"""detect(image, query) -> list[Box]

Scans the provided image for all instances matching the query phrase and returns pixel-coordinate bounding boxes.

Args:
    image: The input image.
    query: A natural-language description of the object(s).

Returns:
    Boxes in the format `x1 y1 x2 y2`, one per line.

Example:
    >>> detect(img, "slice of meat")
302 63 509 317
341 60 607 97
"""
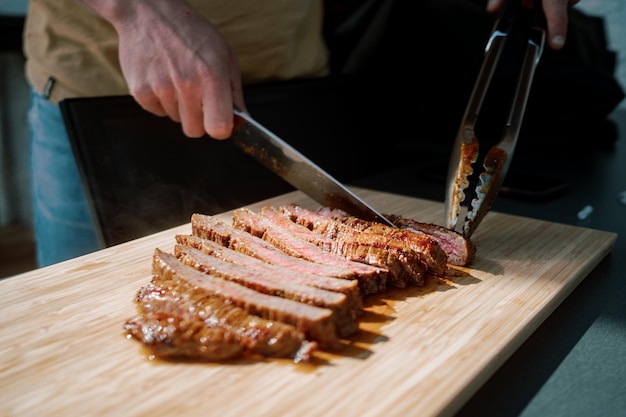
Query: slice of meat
227 210 389 294
384 214 477 266
190 213 232 247
297 205 448 276
174 243 360 338
257 207 427 287
190 214 364 282
152 249 342 350
176 234 362 315
124 311 245 361
125 282 316 361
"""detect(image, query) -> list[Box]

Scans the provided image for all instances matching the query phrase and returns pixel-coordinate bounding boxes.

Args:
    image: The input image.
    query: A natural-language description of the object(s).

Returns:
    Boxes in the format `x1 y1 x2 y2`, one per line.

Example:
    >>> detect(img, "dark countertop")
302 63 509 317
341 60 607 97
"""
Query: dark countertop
352 108 626 417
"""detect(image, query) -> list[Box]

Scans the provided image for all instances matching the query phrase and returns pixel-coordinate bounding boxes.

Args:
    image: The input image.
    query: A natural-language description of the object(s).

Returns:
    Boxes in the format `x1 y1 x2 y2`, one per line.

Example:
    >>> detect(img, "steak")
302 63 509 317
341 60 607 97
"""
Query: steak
151 249 342 350
125 202 480 363
125 282 315 362
226 210 389 294
173 243 360 337
176 234 362 314
190 214 365 283
291 205 448 275
256 206 428 287
384 214 476 266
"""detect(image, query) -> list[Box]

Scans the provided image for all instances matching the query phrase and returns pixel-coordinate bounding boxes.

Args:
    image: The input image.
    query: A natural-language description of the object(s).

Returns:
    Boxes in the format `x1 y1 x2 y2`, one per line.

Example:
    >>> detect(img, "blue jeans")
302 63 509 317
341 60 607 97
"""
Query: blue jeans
28 89 101 267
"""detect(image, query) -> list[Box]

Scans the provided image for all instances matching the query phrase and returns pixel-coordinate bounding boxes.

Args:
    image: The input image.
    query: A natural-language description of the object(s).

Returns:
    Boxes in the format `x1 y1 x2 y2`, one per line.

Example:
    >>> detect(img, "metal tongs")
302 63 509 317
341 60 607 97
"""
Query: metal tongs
444 0 546 237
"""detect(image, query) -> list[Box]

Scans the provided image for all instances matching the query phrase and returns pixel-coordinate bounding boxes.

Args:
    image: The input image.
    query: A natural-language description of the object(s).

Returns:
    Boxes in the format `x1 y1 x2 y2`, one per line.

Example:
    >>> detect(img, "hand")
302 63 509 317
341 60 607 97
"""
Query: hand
78 0 245 139
487 0 581 50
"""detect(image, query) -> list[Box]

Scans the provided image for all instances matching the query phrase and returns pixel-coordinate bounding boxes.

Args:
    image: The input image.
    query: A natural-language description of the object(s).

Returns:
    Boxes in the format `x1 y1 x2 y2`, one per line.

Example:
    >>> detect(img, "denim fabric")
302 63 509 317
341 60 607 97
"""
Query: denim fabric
28 89 101 267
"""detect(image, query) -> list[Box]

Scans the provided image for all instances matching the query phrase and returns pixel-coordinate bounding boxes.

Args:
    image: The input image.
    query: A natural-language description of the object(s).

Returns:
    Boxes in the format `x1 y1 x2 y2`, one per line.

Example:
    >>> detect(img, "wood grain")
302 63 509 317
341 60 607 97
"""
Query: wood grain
0 189 616 417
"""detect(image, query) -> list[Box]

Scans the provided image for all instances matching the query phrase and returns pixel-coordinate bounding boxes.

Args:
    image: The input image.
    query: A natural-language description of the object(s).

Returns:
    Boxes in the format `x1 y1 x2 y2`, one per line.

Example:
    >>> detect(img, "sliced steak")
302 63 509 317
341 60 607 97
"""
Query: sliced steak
229 209 388 294
190 214 379 294
152 249 341 350
176 234 362 314
125 282 315 361
385 214 477 266
173 243 360 337
190 214 363 283
300 205 448 275
257 206 427 287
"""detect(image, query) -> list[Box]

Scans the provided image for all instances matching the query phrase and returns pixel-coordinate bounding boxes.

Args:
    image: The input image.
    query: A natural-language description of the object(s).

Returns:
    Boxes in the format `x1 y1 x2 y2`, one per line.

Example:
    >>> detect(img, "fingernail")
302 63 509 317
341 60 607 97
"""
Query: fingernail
552 35 565 48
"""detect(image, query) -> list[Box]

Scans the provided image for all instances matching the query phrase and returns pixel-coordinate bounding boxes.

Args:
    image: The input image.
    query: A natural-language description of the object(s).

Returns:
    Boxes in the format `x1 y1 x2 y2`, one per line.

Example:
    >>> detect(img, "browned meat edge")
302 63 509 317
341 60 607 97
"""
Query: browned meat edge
176 234 362 314
258 206 427 287
125 281 316 362
174 243 360 338
384 214 476 266
303 205 448 275
151 249 342 350
227 209 389 294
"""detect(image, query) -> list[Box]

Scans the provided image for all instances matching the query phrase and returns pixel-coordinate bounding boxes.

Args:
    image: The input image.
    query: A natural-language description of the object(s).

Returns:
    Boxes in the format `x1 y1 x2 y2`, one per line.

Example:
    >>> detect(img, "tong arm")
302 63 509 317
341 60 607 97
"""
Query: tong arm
444 16 512 232
445 2 546 237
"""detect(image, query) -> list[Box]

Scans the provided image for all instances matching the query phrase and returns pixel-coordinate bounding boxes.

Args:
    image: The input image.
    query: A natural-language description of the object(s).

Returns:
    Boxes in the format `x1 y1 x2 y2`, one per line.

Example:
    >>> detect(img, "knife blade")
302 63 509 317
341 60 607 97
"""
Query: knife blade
229 109 395 227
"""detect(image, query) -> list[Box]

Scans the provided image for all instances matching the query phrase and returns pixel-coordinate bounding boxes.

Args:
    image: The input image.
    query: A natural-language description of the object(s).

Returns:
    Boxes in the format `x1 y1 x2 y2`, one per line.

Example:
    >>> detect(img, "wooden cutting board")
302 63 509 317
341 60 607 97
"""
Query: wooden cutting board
0 189 616 417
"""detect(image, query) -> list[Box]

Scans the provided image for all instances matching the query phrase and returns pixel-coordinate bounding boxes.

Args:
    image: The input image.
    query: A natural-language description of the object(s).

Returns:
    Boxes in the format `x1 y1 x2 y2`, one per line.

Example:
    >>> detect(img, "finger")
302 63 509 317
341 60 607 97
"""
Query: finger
541 0 569 50
203 99 234 140
177 89 206 138
202 79 234 140
486 0 503 13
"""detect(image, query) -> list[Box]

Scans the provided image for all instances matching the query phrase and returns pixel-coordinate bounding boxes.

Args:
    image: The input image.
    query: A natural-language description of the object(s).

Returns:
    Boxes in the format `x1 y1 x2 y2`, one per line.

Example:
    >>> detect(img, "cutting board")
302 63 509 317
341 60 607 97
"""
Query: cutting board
0 189 616 417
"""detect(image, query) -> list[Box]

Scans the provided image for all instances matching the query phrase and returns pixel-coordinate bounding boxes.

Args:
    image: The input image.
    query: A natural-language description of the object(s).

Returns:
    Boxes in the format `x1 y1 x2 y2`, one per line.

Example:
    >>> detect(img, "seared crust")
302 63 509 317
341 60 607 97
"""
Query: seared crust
124 310 245 361
125 276 312 361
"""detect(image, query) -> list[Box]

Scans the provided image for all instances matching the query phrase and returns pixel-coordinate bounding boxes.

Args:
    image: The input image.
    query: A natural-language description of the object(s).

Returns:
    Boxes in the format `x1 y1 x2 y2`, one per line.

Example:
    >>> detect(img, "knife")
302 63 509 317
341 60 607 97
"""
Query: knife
229 109 395 227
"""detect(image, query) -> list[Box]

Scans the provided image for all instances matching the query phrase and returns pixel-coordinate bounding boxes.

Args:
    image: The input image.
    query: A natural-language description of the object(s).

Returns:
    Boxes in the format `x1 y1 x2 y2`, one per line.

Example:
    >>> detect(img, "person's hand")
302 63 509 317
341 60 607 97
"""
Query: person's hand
78 0 245 139
487 0 580 50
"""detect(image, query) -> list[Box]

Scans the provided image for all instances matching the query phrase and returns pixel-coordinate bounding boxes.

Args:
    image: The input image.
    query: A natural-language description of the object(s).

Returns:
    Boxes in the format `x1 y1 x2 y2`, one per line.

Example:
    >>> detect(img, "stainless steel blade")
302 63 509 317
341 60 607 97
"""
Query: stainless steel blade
230 109 395 227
